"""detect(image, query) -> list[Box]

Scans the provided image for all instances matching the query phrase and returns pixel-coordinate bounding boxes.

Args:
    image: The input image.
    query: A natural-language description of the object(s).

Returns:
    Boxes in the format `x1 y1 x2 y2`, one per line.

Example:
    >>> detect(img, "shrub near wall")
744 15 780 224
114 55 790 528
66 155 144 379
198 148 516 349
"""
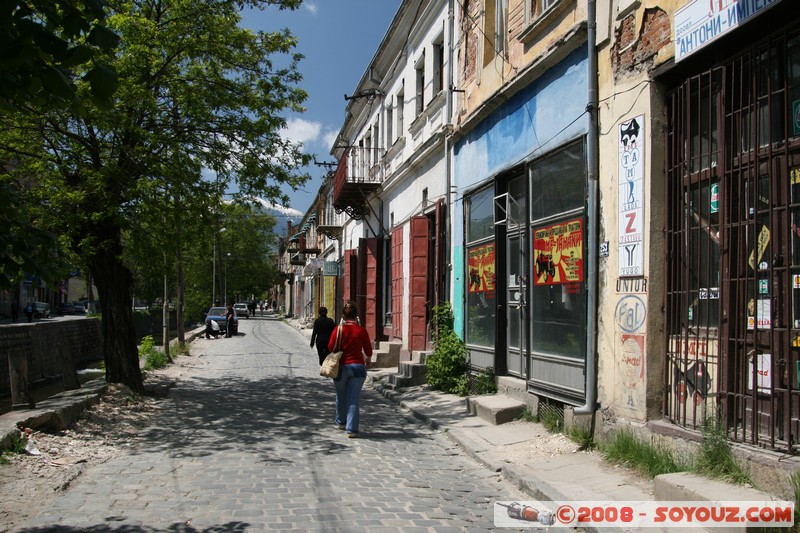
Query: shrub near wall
0 318 104 397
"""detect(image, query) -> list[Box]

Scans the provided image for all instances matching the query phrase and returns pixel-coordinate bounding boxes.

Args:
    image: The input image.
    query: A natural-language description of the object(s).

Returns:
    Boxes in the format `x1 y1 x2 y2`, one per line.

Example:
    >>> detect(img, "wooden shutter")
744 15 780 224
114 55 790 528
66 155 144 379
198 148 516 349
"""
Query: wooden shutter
409 216 429 351
391 226 404 340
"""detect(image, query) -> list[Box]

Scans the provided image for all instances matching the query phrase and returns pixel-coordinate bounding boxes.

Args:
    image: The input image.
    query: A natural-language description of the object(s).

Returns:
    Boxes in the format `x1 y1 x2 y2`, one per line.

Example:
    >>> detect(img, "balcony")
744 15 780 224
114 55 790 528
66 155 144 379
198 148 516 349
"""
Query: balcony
332 146 383 219
317 206 346 240
290 252 306 266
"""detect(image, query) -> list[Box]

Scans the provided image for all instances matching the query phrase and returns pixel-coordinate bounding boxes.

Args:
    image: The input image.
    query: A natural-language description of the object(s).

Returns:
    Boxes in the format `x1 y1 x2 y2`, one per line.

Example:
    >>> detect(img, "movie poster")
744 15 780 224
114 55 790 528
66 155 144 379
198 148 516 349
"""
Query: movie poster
533 218 584 286
468 243 496 295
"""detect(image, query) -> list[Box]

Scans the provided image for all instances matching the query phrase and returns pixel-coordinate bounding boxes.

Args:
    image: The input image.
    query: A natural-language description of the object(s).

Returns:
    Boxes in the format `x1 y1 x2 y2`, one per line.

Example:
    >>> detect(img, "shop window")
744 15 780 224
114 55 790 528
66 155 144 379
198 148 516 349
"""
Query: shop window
466 187 496 347
530 141 586 222
529 143 586 359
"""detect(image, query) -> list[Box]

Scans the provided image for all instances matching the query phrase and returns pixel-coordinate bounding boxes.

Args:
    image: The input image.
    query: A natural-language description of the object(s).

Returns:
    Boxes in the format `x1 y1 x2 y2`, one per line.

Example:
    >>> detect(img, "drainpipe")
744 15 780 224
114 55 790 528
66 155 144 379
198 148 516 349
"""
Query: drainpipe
575 0 598 415
445 0 455 301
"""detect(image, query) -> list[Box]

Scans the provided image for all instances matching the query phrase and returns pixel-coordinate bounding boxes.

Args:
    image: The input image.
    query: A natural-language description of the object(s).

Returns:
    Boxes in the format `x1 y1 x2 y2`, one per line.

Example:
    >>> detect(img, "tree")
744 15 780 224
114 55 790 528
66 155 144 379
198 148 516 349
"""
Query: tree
0 0 310 392
0 0 119 291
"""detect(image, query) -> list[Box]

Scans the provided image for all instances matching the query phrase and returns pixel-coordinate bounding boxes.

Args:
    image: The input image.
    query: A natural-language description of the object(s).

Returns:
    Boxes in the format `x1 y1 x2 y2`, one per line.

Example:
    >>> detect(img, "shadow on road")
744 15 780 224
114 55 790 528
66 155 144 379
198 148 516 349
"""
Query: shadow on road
19 521 251 532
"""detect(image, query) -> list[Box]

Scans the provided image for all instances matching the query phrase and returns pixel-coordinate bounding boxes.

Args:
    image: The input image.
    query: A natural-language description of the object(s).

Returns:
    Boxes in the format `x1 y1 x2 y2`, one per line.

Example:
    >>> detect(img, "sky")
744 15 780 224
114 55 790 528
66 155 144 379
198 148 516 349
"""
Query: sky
240 1 402 213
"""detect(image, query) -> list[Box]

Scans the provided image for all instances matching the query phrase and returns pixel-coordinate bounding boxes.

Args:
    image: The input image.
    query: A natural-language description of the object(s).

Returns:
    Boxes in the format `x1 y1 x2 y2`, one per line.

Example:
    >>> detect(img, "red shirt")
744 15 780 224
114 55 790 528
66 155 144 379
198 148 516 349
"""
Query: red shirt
328 321 372 365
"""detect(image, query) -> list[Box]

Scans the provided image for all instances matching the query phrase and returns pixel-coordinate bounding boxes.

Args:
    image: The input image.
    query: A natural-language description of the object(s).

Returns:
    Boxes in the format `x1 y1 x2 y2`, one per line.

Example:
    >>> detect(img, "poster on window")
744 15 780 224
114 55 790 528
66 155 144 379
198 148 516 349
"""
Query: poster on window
747 352 772 395
468 243 496 295
533 218 584 286
619 115 645 277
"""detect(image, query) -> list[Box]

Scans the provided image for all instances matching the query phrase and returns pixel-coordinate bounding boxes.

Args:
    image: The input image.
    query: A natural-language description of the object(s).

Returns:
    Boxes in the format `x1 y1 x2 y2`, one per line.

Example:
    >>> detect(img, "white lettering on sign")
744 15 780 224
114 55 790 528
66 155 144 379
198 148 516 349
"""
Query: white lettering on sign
675 0 780 62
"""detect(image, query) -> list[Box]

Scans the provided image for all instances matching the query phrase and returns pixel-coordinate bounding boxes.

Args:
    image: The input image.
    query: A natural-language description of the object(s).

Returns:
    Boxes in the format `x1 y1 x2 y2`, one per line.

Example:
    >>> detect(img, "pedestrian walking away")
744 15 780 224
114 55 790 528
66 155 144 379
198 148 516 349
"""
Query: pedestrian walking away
225 304 235 337
310 306 336 365
328 301 372 438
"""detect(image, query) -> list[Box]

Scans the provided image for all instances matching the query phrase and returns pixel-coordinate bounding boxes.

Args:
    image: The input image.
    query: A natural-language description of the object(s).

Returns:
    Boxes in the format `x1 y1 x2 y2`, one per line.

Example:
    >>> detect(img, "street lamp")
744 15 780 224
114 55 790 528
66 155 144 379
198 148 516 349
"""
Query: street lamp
213 227 227 305
224 252 231 305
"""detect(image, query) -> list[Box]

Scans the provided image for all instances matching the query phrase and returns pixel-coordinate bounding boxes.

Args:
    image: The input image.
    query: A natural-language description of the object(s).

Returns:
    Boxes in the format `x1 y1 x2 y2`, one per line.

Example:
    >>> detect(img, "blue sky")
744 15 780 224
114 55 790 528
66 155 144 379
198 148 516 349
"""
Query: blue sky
241 1 402 213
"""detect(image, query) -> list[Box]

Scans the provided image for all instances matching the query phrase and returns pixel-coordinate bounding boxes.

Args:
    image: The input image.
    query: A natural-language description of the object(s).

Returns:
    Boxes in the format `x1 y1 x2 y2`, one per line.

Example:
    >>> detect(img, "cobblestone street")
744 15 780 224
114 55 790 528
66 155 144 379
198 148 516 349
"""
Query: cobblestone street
12 317 528 532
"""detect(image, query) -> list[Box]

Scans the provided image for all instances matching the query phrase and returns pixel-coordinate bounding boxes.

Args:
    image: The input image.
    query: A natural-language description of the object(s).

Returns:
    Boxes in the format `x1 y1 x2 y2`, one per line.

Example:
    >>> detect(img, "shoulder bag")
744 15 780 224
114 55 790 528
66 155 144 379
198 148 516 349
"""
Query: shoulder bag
320 320 343 378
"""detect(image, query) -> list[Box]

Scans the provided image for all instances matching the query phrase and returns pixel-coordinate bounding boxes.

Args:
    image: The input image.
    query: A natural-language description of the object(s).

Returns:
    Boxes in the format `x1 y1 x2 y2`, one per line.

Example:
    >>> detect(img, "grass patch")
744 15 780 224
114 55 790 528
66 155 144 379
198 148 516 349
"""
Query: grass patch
0 431 29 464
791 470 800 532
601 429 685 478
139 335 169 371
568 426 596 451
692 421 752 485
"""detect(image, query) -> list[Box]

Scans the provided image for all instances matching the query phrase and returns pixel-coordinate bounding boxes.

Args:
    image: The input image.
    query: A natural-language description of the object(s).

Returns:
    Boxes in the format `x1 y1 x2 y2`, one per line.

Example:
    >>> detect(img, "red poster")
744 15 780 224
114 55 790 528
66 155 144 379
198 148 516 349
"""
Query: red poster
533 218 584 286
468 243 496 294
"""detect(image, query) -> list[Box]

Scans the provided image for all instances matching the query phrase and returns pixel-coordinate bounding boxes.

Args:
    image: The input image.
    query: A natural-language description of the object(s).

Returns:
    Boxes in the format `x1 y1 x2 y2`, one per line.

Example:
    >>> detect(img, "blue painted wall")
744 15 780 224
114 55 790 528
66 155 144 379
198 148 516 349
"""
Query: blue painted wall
452 46 589 337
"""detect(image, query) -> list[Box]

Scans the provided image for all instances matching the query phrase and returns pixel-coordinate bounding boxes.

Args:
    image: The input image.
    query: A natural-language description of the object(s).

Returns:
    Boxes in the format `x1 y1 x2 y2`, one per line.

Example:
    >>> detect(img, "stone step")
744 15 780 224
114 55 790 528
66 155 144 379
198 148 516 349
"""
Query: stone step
466 394 526 425
411 350 431 364
372 342 401 368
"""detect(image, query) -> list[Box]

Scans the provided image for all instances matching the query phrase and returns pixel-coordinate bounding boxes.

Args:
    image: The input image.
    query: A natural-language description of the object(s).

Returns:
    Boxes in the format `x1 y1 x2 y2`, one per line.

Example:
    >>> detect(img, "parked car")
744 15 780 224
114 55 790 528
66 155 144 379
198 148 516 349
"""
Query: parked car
33 302 50 319
57 302 76 315
233 303 249 318
72 302 86 314
204 306 238 335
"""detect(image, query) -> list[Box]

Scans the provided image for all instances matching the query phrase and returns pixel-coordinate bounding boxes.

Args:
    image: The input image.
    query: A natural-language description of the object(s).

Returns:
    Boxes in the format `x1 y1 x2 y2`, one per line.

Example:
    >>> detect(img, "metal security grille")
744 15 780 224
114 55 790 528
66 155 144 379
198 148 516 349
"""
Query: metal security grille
665 27 800 453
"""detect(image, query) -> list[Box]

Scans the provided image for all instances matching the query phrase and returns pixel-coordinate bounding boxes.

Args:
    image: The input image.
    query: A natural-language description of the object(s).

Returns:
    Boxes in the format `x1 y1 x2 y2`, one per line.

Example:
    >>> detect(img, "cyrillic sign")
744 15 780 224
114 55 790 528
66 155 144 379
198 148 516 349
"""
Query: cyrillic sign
675 0 781 62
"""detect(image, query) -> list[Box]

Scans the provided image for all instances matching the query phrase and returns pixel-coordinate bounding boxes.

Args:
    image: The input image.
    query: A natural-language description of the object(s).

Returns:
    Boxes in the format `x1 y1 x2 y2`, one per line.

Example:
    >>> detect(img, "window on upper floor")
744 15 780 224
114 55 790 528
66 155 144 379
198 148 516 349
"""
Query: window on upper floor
415 52 426 116
529 0 560 20
433 36 444 95
483 0 507 66
386 99 394 146
396 85 405 139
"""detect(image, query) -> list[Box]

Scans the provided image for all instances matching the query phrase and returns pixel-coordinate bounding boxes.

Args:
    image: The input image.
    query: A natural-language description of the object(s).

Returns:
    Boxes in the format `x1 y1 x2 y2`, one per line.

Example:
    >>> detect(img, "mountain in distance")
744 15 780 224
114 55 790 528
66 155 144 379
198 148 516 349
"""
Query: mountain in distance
249 197 303 237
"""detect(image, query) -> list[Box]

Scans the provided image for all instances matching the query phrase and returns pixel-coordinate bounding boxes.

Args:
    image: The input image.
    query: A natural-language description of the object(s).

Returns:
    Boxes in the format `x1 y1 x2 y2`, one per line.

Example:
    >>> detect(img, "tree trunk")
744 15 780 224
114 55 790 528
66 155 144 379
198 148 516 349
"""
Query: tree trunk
175 193 185 346
88 247 144 394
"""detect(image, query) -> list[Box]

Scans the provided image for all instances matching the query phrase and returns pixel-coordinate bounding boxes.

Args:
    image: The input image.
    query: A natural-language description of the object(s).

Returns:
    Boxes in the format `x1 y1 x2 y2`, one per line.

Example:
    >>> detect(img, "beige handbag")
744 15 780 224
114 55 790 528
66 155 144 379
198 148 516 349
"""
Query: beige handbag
319 321 343 378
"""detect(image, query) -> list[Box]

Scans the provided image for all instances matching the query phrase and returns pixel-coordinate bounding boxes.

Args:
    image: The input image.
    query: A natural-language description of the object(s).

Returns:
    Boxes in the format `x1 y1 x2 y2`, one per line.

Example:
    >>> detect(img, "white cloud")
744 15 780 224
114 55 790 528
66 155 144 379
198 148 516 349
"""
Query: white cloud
304 2 318 15
323 129 339 153
282 117 322 146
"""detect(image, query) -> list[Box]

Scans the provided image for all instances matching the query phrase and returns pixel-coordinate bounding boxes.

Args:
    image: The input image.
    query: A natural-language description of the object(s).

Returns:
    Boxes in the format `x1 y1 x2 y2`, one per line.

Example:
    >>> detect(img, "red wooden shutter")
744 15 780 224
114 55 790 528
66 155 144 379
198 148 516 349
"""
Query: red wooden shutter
342 249 358 306
391 226 404 340
360 237 380 342
409 216 429 351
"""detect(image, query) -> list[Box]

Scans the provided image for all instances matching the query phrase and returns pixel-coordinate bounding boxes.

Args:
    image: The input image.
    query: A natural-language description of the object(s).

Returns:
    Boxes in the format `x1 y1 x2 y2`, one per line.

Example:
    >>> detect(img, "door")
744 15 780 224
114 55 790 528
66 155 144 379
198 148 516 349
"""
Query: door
506 232 526 377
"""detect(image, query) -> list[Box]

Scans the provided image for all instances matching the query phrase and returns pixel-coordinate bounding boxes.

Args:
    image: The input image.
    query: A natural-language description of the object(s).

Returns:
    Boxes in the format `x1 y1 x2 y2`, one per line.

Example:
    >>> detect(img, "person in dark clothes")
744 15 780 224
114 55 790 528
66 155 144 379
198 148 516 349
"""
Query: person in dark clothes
225 304 235 337
310 306 336 365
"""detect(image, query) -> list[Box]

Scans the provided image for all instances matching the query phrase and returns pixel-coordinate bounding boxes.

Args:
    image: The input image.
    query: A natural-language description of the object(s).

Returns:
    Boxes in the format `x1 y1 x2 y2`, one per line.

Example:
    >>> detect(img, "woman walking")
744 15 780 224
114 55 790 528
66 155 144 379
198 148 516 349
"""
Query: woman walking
328 301 372 438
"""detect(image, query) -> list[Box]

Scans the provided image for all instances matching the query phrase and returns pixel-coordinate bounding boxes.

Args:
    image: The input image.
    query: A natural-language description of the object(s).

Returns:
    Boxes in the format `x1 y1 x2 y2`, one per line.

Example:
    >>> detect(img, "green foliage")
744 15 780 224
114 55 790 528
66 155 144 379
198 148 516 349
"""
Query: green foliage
470 367 497 395
693 419 752 485
0 0 120 111
139 335 168 371
0 0 310 391
0 431 29 464
601 429 685 479
538 400 564 433
426 303 469 395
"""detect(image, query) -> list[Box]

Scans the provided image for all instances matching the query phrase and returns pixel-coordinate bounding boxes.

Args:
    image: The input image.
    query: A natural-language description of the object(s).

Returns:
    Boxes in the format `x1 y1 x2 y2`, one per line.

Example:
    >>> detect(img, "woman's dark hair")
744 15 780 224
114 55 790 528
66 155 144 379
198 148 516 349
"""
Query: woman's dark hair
318 306 328 316
342 301 357 319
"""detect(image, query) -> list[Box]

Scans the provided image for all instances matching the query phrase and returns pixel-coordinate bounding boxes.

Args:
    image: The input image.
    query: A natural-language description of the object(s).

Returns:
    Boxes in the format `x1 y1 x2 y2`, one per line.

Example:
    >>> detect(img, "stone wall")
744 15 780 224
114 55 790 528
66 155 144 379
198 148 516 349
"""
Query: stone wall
0 319 103 397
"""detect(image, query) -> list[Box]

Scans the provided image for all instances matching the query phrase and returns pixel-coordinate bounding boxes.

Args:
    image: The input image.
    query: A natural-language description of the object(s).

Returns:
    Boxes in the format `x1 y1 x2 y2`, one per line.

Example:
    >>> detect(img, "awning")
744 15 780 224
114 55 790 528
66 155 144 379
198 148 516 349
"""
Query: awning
288 232 302 242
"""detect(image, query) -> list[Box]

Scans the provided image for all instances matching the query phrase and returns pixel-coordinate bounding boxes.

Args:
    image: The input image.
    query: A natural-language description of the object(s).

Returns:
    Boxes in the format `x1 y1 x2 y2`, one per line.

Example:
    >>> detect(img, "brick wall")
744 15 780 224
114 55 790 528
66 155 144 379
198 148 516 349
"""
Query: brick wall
611 7 671 80
0 319 104 396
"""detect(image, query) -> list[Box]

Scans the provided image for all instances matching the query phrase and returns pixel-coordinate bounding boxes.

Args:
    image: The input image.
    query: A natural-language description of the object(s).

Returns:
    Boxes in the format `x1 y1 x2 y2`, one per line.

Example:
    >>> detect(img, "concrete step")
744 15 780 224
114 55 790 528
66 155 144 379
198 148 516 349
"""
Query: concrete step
466 394 526 425
411 350 431 364
373 341 401 368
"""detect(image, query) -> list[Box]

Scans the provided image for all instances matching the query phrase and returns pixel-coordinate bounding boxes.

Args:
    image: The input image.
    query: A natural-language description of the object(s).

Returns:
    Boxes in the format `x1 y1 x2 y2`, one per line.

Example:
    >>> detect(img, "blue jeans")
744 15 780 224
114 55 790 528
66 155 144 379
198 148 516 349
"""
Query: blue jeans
334 364 367 433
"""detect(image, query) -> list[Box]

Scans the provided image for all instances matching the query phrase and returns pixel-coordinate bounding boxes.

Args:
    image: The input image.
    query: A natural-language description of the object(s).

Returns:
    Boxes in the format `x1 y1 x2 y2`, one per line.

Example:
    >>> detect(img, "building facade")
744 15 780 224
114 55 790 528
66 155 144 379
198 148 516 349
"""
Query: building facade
289 0 800 458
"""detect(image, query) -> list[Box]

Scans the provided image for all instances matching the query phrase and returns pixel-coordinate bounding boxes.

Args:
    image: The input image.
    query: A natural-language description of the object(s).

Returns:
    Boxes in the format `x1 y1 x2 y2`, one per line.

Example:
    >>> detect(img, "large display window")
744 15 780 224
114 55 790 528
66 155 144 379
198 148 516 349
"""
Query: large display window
529 142 586 360
465 187 496 347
